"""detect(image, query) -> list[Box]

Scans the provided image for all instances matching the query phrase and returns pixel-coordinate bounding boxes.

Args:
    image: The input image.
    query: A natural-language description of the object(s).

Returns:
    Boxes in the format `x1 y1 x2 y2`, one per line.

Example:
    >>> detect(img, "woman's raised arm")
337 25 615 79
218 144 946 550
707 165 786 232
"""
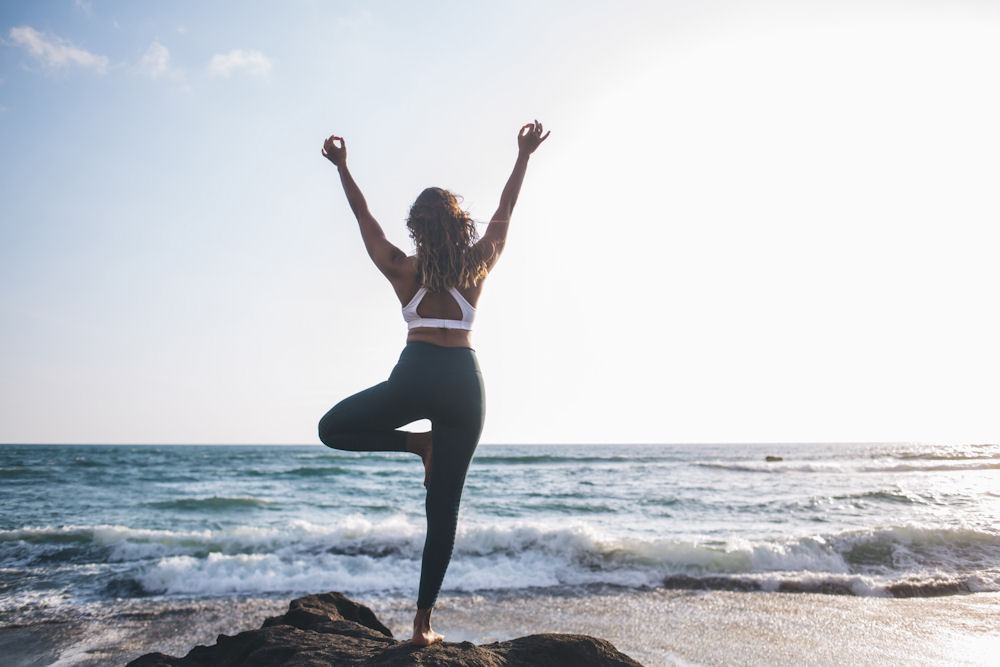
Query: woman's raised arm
322 134 408 280
478 121 550 268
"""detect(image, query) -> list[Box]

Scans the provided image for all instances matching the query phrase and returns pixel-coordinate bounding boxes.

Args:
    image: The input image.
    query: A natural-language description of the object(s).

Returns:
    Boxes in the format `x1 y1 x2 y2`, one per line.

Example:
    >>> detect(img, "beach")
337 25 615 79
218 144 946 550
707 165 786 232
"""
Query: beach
2 442 998 665
3 590 998 666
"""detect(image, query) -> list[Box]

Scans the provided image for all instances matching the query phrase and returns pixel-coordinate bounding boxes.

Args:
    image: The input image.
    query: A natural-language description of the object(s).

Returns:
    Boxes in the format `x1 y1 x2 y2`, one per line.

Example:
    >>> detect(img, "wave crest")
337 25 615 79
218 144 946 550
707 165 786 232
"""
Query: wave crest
3 520 998 599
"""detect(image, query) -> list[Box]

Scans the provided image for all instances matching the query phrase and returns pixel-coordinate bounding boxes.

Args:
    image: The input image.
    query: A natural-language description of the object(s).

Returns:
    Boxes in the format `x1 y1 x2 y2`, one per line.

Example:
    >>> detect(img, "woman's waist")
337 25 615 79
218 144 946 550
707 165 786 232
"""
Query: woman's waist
398 338 479 367
405 328 474 350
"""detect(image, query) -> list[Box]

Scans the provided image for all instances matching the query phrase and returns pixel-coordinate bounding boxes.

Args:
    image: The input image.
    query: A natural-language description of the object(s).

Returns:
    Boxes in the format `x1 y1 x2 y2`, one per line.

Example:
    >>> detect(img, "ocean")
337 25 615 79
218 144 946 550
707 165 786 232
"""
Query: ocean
1 442 998 666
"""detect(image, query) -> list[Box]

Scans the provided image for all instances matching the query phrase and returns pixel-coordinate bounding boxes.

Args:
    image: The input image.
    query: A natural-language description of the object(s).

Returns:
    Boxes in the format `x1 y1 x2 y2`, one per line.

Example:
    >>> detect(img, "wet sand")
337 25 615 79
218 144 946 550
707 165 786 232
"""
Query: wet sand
379 590 1000 666
3 590 998 666
432 591 1000 666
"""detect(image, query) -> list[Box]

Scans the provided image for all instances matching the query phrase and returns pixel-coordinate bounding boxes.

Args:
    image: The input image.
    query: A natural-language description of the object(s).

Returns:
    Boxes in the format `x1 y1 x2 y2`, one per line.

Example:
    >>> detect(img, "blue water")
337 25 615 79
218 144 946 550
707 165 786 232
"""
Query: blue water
1 442 998 619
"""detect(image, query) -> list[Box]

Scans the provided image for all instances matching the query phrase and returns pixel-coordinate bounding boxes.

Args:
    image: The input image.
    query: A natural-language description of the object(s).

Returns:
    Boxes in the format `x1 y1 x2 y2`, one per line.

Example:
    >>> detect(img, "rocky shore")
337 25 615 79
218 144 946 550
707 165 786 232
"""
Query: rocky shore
126 592 645 666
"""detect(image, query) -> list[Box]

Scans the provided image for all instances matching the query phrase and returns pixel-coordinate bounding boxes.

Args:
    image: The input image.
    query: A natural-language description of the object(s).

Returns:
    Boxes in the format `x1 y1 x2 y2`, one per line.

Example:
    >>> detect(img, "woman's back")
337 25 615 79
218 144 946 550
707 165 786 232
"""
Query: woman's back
397 265 485 348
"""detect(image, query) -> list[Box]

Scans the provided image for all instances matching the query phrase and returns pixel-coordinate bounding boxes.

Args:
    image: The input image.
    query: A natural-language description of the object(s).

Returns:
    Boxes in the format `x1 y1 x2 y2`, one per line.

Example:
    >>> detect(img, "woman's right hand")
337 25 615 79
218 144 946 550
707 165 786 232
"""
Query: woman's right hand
322 135 347 167
517 120 550 155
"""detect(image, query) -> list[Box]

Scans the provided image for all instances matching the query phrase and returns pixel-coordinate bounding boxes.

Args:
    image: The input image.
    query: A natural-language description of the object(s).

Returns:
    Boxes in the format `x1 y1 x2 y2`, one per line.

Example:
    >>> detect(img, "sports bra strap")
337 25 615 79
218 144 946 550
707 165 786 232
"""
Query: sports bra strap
402 287 476 330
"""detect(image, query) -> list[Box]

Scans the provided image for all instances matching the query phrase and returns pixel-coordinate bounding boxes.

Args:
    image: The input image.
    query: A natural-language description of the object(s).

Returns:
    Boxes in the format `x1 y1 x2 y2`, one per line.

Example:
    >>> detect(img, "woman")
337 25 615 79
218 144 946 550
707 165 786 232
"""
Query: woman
318 121 549 646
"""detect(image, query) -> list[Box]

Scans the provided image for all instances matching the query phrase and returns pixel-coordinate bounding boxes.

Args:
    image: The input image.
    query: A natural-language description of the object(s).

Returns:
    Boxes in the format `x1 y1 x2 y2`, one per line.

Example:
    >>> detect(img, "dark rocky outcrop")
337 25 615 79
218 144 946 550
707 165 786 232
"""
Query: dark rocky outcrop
127 592 644 666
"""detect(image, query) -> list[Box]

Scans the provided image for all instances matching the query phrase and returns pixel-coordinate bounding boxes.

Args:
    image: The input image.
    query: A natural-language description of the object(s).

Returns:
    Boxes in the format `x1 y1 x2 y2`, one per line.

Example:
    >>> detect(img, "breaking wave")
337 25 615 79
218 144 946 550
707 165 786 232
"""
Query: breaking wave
3 520 997 601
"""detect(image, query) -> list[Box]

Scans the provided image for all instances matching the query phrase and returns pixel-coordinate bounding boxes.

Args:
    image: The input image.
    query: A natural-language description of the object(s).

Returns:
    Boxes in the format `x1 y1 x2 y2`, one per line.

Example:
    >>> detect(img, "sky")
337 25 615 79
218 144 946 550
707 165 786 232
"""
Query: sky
1 0 998 445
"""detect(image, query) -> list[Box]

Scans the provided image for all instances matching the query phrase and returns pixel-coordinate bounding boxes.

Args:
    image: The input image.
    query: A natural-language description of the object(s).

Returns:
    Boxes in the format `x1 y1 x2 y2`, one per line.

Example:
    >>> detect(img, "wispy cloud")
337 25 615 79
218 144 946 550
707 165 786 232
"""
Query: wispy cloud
9 26 109 74
137 40 188 89
73 0 94 17
139 41 170 78
207 49 272 78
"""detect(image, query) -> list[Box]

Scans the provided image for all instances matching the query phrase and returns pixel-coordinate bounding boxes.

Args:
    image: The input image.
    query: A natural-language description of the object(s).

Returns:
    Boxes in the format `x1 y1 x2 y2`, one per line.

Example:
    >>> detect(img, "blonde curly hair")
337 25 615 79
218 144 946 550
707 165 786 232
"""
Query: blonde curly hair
406 187 489 291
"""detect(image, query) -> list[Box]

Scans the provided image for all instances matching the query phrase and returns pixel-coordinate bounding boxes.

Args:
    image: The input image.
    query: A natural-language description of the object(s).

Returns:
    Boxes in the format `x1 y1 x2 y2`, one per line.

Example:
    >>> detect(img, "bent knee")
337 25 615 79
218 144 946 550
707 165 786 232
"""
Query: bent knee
318 412 346 449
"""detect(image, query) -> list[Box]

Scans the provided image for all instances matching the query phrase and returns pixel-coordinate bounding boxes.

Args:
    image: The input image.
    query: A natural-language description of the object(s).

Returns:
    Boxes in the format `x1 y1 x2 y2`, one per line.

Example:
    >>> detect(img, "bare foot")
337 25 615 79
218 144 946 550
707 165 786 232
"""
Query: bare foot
407 628 444 647
407 607 443 646
406 431 433 488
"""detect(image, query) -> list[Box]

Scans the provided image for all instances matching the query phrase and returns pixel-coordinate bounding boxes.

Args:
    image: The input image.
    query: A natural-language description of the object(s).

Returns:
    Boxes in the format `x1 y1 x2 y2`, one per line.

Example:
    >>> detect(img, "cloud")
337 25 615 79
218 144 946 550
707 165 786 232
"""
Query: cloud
73 0 93 16
139 41 170 78
208 49 272 78
136 41 187 89
9 26 109 74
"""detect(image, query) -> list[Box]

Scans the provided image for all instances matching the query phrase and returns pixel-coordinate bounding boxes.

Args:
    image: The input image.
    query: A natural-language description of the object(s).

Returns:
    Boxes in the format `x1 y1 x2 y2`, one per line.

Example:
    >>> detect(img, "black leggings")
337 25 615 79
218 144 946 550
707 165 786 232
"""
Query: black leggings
318 341 485 609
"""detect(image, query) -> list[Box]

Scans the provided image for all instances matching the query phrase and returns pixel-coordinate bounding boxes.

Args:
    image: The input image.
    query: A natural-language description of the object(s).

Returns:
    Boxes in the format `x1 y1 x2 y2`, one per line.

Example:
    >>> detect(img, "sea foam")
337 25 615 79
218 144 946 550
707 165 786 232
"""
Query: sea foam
7 517 996 601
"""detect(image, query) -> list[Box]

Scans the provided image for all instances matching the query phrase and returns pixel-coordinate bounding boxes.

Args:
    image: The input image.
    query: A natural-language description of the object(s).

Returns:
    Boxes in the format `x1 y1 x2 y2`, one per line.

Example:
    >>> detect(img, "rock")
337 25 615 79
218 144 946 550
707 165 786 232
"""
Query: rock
127 592 645 667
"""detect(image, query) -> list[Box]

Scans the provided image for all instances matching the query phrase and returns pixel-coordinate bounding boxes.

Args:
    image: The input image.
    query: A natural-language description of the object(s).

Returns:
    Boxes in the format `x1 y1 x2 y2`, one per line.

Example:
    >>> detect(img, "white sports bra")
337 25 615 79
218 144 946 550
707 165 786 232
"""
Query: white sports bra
402 287 476 330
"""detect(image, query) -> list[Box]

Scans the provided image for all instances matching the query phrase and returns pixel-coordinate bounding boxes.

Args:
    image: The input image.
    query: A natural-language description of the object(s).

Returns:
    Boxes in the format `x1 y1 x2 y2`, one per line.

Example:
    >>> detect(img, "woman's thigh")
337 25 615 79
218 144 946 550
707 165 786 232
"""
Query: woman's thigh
318 380 423 449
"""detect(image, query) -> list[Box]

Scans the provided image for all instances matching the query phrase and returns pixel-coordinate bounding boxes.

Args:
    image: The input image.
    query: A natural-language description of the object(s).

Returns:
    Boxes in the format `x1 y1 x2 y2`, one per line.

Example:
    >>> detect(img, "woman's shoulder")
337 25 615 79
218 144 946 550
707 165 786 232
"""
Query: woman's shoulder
397 255 419 275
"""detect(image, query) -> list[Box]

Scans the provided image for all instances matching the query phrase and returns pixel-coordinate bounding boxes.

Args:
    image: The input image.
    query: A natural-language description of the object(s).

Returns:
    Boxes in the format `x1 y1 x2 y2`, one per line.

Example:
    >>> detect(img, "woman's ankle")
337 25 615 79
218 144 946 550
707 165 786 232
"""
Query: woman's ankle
409 607 443 645
413 606 433 629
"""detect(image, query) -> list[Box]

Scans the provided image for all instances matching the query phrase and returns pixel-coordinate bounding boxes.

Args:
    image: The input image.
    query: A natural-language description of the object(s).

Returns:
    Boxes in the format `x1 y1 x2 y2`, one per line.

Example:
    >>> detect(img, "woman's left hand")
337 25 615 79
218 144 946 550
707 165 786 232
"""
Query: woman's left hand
517 120 550 155
322 135 347 167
